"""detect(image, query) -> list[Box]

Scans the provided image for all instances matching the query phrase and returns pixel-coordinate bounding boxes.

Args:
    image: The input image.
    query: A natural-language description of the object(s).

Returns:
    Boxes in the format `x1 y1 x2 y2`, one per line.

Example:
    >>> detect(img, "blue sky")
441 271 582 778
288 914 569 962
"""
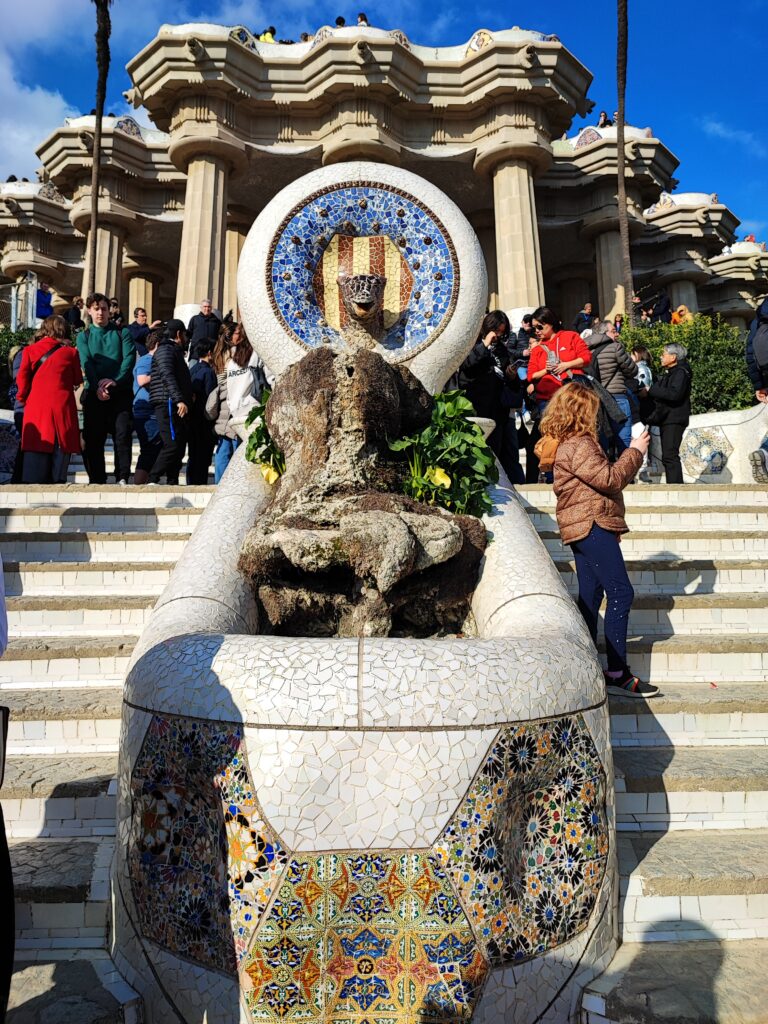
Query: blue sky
2 0 766 237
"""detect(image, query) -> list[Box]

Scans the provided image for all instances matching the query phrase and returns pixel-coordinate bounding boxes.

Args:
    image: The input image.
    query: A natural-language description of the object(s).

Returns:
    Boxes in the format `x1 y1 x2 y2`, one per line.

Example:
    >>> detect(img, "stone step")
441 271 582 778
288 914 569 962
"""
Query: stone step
580 938 768 1024
556 558 768 594
5 685 123 755
8 956 142 1023
3 560 173 597
0 636 137 684
601 633 768 683
0 483 213 508
618 829 768 943
0 531 190 561
614 746 768 832
67 468 214 485
0 505 203 533
2 754 117 838
11 837 112 949
610 682 768 748
625 593 768 635
543 530 767 558
529 505 767 532
7 596 154 638
516 482 768 508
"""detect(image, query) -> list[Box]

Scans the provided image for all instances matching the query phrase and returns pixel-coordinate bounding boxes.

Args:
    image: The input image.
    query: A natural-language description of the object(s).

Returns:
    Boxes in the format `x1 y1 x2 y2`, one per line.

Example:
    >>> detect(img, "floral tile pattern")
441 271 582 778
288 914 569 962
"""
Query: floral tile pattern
241 851 487 1021
680 426 734 477
432 714 608 967
128 715 288 974
268 183 459 358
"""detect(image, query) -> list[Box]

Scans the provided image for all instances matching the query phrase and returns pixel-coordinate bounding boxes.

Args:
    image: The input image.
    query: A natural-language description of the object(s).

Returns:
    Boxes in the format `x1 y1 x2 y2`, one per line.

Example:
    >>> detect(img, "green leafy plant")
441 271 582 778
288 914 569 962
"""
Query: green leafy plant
0 326 34 409
620 315 754 415
388 390 499 517
244 389 285 484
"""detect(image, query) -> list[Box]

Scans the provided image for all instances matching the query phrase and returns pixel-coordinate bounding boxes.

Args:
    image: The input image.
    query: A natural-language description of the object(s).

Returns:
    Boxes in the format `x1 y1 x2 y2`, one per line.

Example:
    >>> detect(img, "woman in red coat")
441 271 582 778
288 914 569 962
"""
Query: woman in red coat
526 305 592 412
16 315 83 484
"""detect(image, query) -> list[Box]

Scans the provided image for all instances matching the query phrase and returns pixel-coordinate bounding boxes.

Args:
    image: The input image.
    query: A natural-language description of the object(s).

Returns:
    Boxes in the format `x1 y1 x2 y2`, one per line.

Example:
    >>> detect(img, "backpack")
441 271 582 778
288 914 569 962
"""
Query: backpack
752 320 768 373
581 339 613 385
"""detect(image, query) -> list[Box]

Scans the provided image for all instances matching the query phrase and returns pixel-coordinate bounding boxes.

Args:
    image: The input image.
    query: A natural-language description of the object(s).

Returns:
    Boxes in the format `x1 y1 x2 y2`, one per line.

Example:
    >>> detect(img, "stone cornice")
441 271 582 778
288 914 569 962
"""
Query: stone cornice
126 25 592 149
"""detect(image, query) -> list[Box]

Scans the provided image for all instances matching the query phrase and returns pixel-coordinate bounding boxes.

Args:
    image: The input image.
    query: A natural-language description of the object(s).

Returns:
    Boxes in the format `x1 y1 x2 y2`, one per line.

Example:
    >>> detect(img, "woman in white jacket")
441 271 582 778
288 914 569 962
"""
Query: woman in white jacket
205 323 267 482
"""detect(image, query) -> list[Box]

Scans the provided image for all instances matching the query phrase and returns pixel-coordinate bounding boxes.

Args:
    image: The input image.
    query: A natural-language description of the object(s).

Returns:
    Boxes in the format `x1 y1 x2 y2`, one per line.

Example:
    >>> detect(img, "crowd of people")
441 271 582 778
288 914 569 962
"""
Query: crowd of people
254 12 370 44
455 301 693 486
10 295 268 487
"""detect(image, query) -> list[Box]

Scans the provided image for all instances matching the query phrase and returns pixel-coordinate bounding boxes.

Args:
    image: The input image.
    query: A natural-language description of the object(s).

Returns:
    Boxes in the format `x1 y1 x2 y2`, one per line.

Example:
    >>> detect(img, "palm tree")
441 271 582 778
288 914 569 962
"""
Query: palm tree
616 0 634 322
87 0 113 298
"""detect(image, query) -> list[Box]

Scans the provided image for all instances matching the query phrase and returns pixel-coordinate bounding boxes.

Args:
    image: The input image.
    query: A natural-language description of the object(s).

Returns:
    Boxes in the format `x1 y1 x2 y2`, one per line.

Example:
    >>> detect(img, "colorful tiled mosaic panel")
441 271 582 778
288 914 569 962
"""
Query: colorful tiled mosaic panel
129 715 287 974
268 184 459 357
680 426 734 476
433 715 608 967
242 851 487 1022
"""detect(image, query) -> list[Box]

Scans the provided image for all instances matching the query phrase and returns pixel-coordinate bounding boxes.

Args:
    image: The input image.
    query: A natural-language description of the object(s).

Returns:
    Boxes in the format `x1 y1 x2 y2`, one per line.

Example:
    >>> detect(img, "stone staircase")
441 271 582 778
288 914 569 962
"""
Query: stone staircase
3 476 767 1021
517 483 768 1023
1 478 212 1022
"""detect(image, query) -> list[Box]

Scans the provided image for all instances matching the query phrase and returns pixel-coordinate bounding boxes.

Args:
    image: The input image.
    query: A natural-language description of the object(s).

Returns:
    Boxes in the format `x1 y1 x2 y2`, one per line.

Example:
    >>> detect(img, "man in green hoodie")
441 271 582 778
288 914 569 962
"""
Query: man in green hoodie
76 293 136 484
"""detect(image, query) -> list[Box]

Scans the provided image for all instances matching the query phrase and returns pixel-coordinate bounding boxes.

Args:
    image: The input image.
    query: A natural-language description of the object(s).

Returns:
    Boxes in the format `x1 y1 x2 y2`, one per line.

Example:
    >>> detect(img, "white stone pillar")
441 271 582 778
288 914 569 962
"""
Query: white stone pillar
128 274 156 321
81 223 125 300
175 154 228 323
669 279 699 313
595 230 626 321
223 223 248 320
492 159 544 311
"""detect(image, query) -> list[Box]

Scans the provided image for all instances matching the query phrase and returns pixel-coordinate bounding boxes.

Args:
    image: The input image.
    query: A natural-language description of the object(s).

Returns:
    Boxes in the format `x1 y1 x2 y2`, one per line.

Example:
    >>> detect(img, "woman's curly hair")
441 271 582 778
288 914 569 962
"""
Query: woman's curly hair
539 382 599 441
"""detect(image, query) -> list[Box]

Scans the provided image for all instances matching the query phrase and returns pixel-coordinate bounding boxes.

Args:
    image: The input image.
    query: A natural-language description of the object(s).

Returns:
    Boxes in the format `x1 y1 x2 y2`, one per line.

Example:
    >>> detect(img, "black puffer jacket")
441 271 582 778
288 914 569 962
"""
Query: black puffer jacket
457 339 510 421
149 339 193 408
746 297 768 391
647 360 692 426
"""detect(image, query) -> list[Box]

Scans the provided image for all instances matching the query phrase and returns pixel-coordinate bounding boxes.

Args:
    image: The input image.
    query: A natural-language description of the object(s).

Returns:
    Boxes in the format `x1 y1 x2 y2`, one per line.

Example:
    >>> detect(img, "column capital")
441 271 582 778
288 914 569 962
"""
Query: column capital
474 140 552 178
69 197 135 236
168 126 247 177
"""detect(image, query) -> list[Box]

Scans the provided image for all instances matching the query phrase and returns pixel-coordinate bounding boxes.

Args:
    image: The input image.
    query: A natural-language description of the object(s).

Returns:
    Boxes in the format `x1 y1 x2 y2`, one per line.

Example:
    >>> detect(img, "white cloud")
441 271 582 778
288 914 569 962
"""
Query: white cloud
701 118 768 160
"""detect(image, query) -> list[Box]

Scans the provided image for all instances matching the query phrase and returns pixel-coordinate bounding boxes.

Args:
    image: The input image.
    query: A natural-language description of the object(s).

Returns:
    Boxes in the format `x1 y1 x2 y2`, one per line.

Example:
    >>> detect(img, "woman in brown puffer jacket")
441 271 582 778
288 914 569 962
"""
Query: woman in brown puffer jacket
539 383 658 698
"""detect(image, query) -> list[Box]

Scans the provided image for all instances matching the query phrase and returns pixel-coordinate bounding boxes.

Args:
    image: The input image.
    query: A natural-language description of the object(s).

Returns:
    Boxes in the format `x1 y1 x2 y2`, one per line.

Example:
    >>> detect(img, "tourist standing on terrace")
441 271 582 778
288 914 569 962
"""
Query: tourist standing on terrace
147 319 192 485
585 320 638 453
541 384 658 698
132 329 162 486
77 294 135 485
642 342 692 484
16 315 82 484
187 341 218 485
573 301 595 333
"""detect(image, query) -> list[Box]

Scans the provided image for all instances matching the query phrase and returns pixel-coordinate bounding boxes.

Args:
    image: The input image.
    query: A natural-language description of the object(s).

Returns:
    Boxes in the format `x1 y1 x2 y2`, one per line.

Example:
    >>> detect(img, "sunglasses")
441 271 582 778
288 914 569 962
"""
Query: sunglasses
533 324 545 332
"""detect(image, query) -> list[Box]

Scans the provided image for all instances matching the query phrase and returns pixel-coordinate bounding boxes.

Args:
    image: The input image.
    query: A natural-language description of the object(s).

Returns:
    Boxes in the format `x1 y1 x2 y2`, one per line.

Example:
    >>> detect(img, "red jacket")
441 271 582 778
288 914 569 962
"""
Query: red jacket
17 338 83 454
527 330 592 401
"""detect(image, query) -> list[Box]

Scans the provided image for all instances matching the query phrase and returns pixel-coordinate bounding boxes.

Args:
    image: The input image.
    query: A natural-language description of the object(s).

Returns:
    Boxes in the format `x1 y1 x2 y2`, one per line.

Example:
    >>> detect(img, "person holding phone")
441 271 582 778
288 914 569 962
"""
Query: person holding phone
539 382 658 698
76 293 136 484
457 310 512 459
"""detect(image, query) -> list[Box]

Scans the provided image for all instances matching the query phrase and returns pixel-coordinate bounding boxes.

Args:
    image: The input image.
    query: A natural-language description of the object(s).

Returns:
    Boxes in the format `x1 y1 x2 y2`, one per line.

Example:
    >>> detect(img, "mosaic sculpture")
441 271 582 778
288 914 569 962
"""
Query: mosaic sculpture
114 162 617 1022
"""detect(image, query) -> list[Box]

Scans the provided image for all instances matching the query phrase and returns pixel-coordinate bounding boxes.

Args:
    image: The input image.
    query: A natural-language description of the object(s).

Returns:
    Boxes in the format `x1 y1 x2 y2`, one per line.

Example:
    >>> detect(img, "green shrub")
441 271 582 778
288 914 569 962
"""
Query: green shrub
244 389 285 483
388 390 499 517
0 326 35 409
619 315 753 415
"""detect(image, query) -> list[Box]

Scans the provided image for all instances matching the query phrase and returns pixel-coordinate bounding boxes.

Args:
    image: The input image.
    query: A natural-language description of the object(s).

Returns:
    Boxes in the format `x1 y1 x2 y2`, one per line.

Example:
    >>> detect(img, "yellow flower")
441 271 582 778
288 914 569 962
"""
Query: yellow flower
260 463 279 485
425 465 451 489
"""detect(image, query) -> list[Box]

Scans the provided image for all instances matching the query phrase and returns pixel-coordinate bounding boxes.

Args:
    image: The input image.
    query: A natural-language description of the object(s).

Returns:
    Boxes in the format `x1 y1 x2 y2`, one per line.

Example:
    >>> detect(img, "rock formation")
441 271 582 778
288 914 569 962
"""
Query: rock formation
239 344 487 637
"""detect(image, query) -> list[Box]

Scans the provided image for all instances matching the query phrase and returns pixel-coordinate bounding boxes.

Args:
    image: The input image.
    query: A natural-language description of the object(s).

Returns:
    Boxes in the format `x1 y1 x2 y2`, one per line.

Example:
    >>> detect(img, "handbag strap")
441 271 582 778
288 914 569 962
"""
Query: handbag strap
30 342 65 381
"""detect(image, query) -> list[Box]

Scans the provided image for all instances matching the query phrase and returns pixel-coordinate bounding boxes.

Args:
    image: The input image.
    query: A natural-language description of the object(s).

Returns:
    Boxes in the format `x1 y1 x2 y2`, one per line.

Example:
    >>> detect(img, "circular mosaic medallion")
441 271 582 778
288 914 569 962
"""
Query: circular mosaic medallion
238 162 487 393
269 183 458 360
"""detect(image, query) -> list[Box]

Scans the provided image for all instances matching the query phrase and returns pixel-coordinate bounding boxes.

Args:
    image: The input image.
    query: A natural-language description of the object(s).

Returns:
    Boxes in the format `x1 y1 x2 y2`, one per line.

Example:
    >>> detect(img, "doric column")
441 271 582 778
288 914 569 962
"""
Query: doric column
469 211 499 309
174 154 229 323
81 223 125 300
594 230 626 322
668 279 699 313
128 274 157 320
492 159 544 311
223 211 251 320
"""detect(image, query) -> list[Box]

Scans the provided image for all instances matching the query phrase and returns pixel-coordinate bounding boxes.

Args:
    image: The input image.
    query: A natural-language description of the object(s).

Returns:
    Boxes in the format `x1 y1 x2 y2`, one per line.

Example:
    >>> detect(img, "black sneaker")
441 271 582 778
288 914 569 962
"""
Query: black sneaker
604 670 659 699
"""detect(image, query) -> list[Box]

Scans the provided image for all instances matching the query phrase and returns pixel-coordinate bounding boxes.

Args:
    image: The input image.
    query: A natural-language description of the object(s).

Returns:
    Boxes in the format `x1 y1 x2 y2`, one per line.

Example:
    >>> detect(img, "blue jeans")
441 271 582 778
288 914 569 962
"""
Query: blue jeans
214 436 240 483
612 393 632 453
570 523 634 673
